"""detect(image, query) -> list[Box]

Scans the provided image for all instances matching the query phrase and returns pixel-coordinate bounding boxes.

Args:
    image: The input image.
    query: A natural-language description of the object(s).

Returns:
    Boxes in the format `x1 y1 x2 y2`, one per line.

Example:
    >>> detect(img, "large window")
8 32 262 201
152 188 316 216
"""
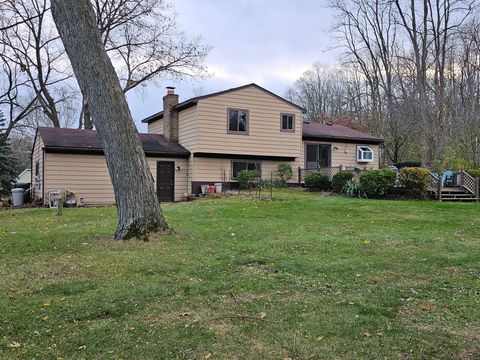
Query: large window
228 108 249 134
305 144 331 169
357 146 374 162
231 160 261 178
281 113 295 132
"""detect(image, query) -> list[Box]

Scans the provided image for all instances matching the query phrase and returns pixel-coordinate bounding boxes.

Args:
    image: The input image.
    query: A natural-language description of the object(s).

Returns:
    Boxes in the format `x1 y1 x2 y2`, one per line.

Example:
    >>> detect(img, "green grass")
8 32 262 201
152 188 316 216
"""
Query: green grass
1 189 479 359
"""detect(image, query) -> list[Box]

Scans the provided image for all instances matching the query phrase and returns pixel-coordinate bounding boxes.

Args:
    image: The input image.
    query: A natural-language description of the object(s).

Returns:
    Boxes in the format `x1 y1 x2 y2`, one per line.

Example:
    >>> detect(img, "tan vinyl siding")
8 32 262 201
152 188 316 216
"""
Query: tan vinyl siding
32 136 44 200
148 119 164 135
190 157 298 183
300 141 380 170
196 86 302 157
178 106 197 151
43 153 188 205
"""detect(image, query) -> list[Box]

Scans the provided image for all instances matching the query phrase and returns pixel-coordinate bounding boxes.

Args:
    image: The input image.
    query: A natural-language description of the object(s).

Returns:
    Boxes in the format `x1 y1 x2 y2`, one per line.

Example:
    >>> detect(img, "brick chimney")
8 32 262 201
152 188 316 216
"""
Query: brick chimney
163 86 179 143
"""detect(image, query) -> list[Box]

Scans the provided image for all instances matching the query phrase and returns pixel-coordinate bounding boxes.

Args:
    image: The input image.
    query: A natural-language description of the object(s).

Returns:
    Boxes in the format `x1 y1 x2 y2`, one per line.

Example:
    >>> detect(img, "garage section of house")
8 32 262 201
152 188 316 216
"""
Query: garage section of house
31 127 190 205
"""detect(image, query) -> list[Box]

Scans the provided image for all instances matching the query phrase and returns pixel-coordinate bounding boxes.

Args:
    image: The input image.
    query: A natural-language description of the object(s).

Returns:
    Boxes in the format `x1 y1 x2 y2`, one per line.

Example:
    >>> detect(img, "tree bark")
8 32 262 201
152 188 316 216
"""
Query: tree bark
51 0 168 240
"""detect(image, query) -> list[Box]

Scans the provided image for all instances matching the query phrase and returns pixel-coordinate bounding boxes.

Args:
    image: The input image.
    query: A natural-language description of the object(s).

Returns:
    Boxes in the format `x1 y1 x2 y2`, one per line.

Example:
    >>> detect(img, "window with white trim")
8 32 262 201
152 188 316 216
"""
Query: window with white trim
357 146 374 162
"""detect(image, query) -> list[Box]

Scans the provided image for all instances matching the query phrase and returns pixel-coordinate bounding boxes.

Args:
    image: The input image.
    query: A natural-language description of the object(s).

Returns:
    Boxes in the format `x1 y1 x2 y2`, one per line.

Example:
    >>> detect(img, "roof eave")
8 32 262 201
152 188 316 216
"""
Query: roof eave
302 134 383 144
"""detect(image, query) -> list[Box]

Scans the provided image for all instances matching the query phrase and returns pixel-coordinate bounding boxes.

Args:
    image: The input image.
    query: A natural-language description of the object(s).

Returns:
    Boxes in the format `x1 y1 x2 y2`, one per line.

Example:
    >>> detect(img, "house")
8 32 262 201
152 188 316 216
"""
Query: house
16 168 31 184
31 83 382 205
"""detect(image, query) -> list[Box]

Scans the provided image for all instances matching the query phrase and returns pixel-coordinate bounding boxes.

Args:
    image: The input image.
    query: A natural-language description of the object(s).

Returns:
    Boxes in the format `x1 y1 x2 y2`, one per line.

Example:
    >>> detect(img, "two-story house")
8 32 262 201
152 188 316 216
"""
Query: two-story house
31 83 382 205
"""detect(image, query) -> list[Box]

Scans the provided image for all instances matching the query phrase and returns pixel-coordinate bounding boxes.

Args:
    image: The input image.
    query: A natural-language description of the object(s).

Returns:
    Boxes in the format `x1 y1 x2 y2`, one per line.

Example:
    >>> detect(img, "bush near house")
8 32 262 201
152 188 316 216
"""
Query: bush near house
236 170 259 190
277 163 293 184
394 160 421 169
304 172 331 191
466 169 480 179
262 179 286 188
400 167 431 198
359 169 396 197
332 170 354 193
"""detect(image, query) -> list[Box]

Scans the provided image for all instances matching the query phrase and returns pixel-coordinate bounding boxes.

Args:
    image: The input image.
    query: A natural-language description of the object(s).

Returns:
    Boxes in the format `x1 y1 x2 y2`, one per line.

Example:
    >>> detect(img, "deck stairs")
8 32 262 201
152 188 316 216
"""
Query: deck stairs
439 188 478 202
430 171 479 202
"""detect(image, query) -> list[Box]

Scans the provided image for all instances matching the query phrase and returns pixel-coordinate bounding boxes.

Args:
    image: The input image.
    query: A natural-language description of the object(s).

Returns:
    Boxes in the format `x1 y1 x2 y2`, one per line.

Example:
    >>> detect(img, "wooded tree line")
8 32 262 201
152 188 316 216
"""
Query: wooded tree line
287 0 480 170
0 0 208 146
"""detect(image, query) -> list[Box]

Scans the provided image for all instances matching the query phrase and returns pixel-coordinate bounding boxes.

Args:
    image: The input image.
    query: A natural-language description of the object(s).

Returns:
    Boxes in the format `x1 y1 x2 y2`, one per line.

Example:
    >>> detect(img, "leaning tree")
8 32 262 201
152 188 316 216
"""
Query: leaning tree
51 0 167 240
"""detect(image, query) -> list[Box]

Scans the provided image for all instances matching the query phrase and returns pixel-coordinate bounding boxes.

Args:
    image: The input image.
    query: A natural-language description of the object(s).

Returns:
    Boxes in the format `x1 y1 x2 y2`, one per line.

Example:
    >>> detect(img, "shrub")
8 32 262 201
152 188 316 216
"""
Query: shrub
277 164 293 183
342 179 366 198
466 169 480 179
394 161 421 169
237 170 258 190
399 167 431 197
262 179 286 188
304 172 330 191
359 169 396 197
332 171 354 193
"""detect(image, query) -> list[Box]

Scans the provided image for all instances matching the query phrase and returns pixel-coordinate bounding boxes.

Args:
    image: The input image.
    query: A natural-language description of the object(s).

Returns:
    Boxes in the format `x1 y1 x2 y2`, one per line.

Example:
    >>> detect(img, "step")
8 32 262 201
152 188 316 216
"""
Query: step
441 193 475 198
440 197 478 202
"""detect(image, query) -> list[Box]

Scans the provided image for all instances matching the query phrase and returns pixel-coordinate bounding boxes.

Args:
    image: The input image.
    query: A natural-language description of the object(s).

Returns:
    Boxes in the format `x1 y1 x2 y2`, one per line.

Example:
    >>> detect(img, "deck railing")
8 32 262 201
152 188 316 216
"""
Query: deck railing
429 172 441 199
459 171 479 196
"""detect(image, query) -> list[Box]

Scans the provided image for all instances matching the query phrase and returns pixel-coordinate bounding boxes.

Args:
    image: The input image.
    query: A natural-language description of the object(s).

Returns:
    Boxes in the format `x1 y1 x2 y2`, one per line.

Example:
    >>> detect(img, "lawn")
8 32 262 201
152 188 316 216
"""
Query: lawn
0 189 479 359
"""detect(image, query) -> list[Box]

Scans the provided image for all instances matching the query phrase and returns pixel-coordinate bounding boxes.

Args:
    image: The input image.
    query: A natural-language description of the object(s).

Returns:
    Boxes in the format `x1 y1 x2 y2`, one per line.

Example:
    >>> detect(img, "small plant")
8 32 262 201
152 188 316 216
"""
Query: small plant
237 170 259 190
304 172 330 191
332 170 354 193
359 169 396 197
342 179 366 198
262 179 286 188
399 167 431 198
277 164 293 184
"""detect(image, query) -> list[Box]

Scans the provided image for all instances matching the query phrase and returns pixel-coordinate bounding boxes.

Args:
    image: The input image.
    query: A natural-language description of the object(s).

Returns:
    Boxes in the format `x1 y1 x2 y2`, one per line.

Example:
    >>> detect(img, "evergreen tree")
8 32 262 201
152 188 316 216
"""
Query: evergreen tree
0 110 20 196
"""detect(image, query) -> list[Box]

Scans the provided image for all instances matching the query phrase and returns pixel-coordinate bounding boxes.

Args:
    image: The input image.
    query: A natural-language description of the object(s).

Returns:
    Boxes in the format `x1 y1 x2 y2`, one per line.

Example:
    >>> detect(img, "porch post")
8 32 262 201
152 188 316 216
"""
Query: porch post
437 176 442 201
298 167 301 186
476 178 479 200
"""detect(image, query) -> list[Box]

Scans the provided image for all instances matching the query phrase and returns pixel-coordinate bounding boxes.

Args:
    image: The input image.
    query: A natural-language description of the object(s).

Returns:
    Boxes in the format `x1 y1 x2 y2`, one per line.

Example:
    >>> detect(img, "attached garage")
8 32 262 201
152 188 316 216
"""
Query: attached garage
31 127 190 205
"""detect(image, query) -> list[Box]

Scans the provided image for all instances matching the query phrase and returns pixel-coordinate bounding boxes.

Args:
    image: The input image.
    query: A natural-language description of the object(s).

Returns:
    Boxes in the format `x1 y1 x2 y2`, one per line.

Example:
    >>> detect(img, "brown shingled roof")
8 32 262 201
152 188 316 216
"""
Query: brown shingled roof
37 127 190 158
302 123 382 144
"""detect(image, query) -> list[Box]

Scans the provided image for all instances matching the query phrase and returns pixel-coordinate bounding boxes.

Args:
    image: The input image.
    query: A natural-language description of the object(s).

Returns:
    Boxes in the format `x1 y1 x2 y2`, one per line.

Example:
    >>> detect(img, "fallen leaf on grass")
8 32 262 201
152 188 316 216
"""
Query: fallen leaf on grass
41 315 49 321
203 353 212 359
363 239 371 244
316 336 324 341
259 311 268 319
363 331 372 338
8 342 21 348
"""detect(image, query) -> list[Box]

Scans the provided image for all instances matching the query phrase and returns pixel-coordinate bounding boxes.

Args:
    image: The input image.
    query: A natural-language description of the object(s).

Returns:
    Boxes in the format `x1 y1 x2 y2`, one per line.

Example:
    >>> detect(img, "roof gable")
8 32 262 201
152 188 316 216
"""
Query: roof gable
142 83 305 124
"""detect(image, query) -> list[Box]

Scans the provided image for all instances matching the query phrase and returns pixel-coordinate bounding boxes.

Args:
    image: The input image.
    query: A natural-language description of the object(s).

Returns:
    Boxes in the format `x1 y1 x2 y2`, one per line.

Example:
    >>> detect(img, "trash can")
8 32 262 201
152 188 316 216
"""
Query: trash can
12 188 24 207
214 182 222 193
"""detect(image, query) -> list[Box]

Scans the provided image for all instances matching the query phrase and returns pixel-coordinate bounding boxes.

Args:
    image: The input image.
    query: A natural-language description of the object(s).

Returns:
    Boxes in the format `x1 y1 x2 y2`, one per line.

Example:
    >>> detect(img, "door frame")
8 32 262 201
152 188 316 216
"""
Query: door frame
304 141 332 168
156 160 175 202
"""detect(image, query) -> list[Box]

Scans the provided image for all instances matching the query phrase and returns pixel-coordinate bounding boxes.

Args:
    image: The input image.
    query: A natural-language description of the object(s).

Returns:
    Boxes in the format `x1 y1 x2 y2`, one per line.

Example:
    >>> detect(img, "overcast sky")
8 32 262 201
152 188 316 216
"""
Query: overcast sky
128 0 339 132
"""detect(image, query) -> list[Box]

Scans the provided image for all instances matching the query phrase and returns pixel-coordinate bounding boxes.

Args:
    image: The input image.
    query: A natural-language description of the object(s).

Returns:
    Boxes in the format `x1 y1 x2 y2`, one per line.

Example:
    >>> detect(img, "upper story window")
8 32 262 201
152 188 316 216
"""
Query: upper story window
228 108 249 134
281 113 295 132
357 146 374 162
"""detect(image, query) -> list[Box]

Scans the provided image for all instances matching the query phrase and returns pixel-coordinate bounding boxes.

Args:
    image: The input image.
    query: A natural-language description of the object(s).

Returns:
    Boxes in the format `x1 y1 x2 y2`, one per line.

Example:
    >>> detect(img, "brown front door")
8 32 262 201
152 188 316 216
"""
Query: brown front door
156 161 175 202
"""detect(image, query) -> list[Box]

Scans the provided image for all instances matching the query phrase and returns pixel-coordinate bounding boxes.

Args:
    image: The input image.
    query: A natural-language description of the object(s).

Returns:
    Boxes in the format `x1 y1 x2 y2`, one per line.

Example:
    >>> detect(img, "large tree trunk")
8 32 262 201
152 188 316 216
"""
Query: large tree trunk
51 0 168 240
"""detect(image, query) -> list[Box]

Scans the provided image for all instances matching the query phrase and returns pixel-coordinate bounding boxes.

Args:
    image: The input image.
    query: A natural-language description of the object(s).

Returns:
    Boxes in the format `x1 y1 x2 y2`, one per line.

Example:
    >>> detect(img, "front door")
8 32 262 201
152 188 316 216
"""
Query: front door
156 161 175 202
